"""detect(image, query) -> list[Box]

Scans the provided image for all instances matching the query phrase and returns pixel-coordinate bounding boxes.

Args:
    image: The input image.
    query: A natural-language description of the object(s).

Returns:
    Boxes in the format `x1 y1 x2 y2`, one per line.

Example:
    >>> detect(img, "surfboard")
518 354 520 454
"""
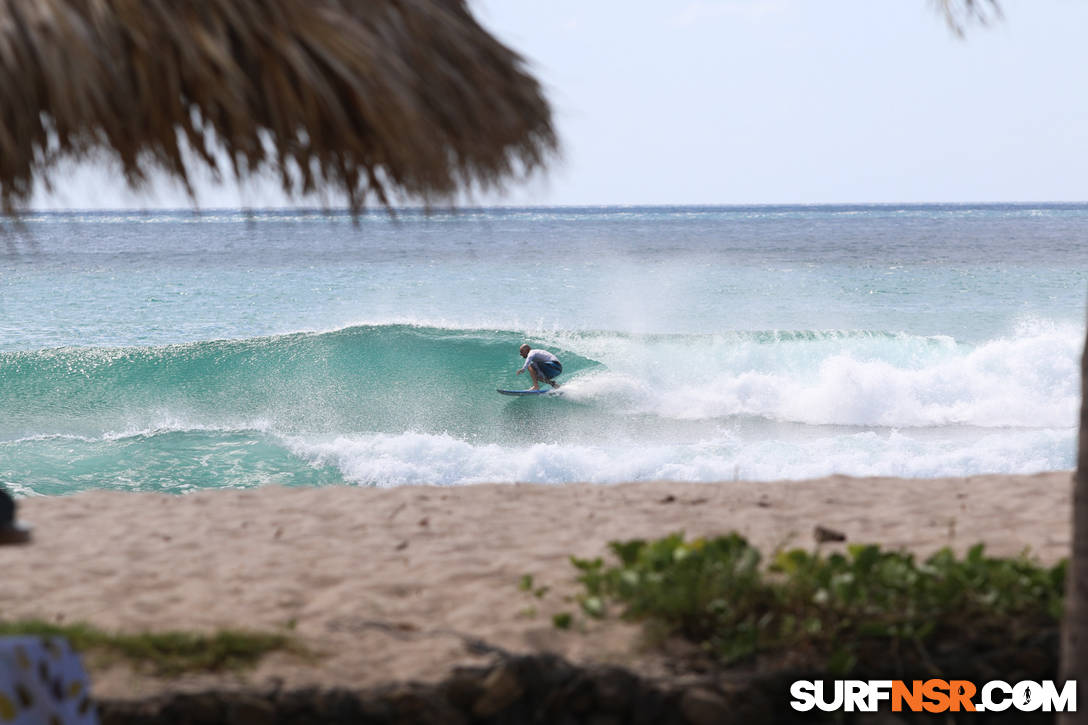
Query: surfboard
497 388 556 396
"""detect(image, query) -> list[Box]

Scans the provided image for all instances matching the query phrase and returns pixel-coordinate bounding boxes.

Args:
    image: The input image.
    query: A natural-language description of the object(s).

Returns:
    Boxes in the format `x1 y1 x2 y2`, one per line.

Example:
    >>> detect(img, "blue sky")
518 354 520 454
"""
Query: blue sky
31 0 1088 208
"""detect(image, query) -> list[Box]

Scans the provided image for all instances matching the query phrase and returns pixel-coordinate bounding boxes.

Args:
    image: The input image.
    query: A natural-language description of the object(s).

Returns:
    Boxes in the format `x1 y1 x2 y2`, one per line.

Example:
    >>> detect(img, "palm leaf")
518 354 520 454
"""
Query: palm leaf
0 0 556 213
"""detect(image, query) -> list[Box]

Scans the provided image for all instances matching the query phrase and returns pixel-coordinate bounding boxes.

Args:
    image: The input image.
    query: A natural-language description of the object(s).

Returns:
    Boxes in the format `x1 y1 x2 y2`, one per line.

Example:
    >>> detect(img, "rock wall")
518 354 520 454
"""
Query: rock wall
98 630 1061 725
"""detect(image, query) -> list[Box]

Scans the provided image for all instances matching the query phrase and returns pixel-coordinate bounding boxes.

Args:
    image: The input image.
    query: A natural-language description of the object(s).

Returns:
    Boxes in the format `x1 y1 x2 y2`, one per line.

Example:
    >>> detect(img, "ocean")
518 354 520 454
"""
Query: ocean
1 204 1084 495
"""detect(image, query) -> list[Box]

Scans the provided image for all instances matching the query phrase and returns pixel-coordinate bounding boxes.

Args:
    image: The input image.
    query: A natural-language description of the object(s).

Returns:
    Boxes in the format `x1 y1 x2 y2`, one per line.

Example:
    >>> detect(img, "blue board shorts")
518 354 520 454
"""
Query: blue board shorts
531 360 562 380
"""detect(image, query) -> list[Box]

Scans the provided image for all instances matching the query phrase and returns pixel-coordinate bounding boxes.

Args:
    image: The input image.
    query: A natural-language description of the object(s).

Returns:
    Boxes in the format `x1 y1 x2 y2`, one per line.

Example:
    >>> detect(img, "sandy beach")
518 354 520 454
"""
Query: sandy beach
0 472 1071 700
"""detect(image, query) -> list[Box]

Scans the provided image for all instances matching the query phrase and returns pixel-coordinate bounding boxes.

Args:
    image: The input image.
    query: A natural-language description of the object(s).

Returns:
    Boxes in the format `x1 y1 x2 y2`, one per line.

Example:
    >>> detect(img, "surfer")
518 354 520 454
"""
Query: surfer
517 344 562 390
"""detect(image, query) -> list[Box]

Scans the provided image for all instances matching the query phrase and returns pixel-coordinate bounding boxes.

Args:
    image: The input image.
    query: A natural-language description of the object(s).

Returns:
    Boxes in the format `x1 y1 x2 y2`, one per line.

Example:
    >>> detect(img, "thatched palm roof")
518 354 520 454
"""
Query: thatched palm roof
938 0 1001 36
0 0 556 213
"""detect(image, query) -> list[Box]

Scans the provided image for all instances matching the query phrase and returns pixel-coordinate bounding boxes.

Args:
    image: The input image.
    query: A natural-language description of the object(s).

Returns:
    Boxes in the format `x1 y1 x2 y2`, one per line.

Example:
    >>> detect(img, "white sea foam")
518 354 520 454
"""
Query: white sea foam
547 321 1082 429
284 426 1074 487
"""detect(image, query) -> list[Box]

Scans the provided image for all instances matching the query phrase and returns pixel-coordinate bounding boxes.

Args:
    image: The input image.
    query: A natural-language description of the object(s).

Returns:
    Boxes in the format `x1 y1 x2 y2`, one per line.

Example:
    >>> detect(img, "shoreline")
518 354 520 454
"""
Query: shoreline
2 473 1072 698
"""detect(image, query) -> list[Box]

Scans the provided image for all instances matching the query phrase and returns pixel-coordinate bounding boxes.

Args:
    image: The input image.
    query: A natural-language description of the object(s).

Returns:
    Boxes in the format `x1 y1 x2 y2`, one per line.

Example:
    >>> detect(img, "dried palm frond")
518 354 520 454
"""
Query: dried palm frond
936 0 1002 36
0 0 556 213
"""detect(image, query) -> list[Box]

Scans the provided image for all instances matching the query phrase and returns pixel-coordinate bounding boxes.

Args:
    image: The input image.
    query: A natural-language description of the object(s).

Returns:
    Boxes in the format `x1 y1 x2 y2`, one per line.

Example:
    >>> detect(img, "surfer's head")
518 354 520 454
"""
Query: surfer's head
519 344 531 358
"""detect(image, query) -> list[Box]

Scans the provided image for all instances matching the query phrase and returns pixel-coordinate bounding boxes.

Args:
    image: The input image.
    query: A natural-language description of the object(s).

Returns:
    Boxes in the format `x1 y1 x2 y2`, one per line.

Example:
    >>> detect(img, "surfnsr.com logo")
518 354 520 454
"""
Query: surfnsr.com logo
790 679 1076 713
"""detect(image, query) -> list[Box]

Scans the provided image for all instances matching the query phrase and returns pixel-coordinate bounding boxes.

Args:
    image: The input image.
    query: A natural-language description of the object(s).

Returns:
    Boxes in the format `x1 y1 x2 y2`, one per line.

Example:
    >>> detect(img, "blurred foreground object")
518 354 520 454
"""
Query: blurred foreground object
0 488 30 544
0 0 556 214
0 637 97 723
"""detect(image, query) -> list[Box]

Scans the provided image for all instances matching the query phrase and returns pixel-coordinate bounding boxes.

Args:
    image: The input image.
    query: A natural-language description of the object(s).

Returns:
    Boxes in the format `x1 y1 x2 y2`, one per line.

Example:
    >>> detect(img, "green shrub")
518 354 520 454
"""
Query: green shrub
571 533 1064 670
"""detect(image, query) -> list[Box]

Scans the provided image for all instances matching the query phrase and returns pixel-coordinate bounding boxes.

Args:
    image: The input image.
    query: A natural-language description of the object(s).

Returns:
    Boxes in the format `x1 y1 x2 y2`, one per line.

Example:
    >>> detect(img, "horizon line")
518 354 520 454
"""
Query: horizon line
15 200 1088 214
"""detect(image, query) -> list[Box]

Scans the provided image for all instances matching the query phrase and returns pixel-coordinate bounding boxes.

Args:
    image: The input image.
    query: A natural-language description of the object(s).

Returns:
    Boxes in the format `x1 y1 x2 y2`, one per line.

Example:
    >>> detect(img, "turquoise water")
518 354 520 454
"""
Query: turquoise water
2 205 1085 494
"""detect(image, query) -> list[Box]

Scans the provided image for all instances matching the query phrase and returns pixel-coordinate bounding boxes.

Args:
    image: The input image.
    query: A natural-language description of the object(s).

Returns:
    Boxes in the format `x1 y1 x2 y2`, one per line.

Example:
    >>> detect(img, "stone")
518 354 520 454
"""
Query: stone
160 692 224 724
387 686 466 725
586 715 623 725
442 670 485 710
814 525 847 543
592 668 638 713
226 695 275 725
472 664 524 717
679 687 729 725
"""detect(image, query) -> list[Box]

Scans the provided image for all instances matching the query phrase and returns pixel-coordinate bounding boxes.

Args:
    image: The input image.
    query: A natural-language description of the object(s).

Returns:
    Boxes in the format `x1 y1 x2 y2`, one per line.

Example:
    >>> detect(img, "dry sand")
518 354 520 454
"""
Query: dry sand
1 473 1072 698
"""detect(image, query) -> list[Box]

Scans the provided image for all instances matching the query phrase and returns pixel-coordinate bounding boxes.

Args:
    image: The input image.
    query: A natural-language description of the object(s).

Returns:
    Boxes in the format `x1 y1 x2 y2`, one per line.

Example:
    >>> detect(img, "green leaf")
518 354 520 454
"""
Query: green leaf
610 540 646 566
570 556 603 572
581 596 605 618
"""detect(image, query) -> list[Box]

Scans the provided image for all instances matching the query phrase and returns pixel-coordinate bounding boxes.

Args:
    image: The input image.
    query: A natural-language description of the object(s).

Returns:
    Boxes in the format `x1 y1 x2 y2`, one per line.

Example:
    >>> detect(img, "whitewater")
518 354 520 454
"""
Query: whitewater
2 205 1085 494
